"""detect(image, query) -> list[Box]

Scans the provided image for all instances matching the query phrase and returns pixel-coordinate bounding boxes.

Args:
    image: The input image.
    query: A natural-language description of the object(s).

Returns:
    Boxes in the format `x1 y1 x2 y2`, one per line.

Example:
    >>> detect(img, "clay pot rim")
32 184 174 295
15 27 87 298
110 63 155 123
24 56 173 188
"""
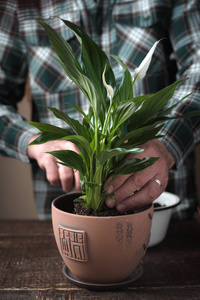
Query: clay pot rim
52 192 153 219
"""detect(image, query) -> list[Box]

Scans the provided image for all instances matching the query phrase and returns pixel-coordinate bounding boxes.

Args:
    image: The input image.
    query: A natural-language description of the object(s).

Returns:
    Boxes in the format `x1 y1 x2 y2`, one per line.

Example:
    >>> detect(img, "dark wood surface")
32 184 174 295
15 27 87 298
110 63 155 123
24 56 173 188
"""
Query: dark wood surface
0 214 200 299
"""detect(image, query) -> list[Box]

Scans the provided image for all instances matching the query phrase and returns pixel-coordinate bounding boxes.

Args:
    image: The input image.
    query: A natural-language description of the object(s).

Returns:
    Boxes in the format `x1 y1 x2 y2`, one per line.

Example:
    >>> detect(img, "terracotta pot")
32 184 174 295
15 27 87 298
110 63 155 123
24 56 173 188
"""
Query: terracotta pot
52 192 153 284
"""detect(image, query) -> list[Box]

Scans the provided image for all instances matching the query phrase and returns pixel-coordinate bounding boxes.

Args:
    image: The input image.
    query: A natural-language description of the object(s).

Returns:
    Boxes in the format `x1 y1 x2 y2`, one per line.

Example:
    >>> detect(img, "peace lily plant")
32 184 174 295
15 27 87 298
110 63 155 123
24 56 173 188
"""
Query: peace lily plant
28 18 192 212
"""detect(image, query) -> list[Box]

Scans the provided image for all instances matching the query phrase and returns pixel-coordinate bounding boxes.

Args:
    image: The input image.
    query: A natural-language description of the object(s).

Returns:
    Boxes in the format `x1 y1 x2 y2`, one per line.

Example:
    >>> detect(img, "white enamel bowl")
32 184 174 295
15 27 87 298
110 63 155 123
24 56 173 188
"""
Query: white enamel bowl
148 191 180 247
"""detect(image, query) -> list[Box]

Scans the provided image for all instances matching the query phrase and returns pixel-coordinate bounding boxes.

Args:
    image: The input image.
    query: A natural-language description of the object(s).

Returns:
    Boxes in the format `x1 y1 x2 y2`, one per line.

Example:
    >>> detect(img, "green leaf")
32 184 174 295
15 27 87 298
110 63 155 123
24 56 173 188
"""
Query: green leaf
114 157 159 176
60 19 116 101
74 195 87 203
56 58 100 112
147 111 200 127
108 53 134 104
117 69 134 103
28 132 67 145
108 52 128 71
96 147 144 166
156 93 192 118
111 96 149 131
128 79 186 129
47 107 90 140
47 150 86 175
62 135 92 157
66 102 93 127
28 121 72 135
116 125 164 147
37 21 84 86
37 20 101 112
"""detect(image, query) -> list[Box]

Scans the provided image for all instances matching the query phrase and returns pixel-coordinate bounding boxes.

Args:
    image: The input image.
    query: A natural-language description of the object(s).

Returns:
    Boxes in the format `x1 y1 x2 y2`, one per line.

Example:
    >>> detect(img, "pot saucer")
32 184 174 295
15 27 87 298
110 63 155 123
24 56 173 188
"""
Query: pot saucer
63 263 143 290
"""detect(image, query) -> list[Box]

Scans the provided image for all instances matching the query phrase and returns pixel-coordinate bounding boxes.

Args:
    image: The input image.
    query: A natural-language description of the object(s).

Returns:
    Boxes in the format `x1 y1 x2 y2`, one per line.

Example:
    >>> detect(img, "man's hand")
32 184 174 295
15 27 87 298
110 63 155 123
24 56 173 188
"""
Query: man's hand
27 135 81 192
104 140 175 212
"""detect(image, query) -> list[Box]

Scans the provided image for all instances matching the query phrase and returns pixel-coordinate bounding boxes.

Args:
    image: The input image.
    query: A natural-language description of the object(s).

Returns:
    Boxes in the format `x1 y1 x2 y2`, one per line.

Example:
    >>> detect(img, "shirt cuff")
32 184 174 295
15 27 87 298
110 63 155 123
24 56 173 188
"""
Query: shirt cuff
17 125 40 163
159 115 198 168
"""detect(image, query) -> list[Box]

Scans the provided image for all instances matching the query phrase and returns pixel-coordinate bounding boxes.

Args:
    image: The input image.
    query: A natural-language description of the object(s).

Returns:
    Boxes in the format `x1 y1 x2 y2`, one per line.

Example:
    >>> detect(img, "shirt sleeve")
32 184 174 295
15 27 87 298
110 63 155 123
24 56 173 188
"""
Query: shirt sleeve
0 0 39 163
160 0 200 168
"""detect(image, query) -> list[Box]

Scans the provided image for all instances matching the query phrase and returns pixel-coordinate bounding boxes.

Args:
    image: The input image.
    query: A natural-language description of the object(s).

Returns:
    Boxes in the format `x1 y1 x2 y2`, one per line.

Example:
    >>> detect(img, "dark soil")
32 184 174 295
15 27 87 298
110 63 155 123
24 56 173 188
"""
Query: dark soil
73 201 136 217
73 201 165 216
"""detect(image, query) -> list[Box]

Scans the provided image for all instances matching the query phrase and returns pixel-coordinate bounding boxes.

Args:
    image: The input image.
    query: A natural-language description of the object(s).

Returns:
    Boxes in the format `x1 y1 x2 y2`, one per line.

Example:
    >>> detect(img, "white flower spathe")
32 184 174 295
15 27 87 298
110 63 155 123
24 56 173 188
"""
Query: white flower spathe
102 67 114 100
132 40 160 82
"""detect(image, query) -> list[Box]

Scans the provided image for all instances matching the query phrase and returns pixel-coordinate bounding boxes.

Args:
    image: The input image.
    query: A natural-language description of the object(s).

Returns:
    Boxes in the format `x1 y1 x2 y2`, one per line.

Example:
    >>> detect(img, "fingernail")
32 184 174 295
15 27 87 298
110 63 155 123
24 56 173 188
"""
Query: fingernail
117 204 127 213
106 198 116 208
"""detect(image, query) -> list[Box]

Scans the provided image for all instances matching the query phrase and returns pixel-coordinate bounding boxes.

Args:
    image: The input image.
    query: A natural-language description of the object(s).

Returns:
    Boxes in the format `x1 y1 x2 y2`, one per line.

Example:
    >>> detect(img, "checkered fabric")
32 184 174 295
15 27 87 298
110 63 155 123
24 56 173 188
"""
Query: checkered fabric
0 0 200 219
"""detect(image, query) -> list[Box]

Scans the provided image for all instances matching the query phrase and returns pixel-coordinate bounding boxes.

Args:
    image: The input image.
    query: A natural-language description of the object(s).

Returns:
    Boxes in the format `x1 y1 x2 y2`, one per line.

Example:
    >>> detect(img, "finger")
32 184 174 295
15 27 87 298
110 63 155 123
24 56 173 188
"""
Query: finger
106 151 169 206
58 164 74 192
104 174 129 194
41 156 60 187
104 174 130 208
116 177 167 213
105 170 154 208
111 172 149 204
74 170 82 191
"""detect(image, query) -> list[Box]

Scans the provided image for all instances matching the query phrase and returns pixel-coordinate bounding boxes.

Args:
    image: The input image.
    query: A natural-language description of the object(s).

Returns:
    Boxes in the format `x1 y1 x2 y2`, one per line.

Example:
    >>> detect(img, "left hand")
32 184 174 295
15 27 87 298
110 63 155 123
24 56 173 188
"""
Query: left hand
104 140 175 212
27 135 81 192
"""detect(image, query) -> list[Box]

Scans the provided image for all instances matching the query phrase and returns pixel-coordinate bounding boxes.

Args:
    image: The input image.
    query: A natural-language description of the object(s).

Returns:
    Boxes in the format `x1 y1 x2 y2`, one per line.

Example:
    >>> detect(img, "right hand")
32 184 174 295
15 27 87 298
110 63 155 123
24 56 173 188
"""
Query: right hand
104 140 175 212
27 135 82 192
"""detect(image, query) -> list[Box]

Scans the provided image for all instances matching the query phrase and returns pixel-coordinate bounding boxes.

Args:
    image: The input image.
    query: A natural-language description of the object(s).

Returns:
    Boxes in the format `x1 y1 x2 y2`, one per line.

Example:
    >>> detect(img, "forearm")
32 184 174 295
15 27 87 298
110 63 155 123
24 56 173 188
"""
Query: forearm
160 0 200 167
159 90 200 168
0 1 40 162
0 104 39 162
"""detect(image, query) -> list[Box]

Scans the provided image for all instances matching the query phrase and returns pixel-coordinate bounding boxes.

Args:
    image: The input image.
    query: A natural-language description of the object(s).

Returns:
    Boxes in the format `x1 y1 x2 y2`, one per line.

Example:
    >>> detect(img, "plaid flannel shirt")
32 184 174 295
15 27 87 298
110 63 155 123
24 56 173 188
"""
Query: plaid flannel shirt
0 0 200 219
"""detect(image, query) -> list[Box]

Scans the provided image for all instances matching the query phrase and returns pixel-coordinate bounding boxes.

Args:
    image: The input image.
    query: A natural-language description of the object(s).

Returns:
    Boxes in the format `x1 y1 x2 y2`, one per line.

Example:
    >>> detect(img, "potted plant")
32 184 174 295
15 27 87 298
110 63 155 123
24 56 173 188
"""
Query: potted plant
28 18 196 288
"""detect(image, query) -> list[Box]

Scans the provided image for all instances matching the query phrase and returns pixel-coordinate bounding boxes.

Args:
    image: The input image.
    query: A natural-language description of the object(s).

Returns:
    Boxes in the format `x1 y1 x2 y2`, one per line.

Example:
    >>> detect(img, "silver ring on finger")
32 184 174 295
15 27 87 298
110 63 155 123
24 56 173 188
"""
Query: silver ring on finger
151 178 162 188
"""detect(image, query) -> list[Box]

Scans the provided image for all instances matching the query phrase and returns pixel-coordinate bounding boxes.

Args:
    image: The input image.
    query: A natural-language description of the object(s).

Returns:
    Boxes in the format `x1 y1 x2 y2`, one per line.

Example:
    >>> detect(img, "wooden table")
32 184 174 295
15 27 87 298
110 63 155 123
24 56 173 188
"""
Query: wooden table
0 215 200 300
